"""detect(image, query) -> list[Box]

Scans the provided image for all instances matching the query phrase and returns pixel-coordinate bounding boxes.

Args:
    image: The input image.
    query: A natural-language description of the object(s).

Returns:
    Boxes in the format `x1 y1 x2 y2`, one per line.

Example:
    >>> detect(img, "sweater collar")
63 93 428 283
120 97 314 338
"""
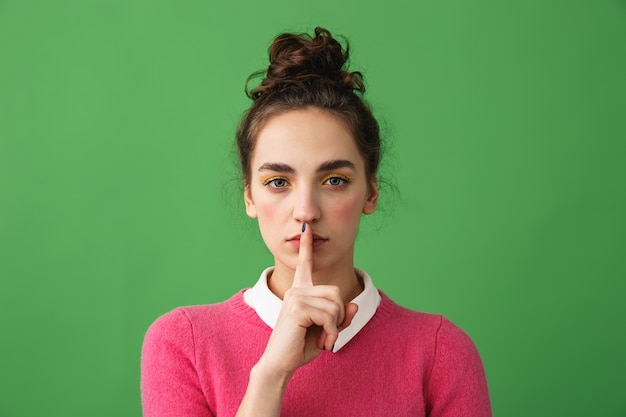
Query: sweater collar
243 267 381 352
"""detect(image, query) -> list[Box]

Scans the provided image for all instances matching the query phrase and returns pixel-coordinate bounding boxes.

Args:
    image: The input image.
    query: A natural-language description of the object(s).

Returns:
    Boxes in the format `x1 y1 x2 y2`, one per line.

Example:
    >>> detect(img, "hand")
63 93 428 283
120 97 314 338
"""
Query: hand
257 223 358 377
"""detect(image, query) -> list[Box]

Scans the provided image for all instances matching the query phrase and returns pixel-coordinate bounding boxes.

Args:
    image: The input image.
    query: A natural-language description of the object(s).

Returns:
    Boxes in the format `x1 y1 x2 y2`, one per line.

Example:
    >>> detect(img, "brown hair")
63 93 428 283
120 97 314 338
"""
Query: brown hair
236 27 381 187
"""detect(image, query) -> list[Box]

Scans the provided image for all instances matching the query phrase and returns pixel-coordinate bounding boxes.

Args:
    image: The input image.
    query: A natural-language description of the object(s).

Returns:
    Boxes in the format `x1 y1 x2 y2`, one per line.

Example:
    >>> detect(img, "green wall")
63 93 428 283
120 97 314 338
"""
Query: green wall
1 1 625 415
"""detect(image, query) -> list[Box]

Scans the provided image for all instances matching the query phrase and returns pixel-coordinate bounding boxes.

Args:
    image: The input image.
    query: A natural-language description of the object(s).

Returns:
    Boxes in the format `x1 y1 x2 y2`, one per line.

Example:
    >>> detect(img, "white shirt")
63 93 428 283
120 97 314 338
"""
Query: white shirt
243 267 381 353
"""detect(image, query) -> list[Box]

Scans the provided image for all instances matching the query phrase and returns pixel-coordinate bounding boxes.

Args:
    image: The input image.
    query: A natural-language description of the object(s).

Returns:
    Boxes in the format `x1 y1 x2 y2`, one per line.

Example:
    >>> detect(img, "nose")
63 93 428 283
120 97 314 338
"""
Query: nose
292 185 321 223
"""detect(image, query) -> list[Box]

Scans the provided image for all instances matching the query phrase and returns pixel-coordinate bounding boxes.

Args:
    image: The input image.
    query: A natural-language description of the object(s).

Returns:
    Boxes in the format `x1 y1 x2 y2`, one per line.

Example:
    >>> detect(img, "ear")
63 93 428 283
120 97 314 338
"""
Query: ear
244 183 258 218
362 176 378 215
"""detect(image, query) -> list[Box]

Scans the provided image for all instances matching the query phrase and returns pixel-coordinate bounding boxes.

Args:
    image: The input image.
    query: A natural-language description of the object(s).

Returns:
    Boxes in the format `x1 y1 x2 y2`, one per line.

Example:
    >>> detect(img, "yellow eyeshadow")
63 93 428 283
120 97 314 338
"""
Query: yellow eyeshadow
321 173 354 183
261 176 288 185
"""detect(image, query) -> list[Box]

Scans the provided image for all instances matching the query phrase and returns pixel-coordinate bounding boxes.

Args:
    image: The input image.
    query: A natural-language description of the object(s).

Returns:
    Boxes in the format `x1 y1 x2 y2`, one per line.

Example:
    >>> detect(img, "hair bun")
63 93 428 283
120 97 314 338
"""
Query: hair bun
249 27 364 99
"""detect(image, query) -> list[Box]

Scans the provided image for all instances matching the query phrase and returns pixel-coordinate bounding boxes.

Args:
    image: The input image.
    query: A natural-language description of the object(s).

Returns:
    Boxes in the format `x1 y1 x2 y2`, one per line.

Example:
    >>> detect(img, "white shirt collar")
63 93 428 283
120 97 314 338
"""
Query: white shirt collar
243 267 381 353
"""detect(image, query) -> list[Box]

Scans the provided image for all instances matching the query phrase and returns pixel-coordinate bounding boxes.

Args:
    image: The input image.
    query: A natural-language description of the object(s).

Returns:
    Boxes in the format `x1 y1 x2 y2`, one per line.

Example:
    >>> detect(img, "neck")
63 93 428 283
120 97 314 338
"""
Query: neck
268 263 364 304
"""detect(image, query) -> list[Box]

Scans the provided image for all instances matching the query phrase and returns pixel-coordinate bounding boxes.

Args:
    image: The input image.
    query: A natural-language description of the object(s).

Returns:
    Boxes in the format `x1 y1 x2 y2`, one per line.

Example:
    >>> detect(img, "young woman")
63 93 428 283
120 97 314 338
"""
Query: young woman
141 27 492 417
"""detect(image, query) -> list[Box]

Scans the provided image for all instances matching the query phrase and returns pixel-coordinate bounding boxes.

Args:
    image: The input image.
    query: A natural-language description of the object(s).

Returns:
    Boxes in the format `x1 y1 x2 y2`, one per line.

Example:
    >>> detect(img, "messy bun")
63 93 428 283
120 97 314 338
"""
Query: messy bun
248 27 365 99
237 27 380 188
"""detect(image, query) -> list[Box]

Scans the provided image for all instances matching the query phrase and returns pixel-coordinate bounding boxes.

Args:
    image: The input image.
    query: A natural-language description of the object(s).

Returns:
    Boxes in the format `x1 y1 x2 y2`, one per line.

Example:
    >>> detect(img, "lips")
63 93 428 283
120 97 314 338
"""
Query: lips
287 233 326 241
287 233 328 249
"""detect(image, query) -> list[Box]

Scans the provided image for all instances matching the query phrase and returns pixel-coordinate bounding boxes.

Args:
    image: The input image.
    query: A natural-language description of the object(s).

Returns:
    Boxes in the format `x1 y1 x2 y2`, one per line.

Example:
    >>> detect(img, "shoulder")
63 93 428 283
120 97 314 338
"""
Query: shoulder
380 294 491 414
141 303 222 362
143 290 256 347
376 292 484 364
432 315 481 358
380 291 472 333
141 293 254 416
387 294 480 357
376 291 446 336
145 300 225 335
423 314 491 415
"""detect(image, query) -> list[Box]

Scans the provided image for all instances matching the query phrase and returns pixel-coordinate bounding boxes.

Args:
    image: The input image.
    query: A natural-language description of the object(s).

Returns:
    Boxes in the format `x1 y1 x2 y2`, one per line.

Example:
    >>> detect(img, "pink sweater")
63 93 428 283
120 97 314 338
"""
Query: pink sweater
141 290 491 417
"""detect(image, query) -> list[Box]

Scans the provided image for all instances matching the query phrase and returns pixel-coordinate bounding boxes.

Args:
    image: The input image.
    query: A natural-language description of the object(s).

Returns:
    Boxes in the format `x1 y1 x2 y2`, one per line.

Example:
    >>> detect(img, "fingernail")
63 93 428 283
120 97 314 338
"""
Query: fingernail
302 223 306 233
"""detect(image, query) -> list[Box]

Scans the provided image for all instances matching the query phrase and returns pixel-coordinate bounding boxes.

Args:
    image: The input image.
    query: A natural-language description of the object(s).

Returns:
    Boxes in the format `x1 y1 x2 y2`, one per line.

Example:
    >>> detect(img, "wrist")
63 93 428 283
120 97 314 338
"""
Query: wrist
237 362 293 417
250 361 294 391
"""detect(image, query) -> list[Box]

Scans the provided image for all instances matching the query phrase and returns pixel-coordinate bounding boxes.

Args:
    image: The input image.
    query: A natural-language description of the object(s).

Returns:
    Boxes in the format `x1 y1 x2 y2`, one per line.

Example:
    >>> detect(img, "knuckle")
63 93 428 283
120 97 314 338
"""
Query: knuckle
325 310 338 325
283 290 304 312
284 287 301 300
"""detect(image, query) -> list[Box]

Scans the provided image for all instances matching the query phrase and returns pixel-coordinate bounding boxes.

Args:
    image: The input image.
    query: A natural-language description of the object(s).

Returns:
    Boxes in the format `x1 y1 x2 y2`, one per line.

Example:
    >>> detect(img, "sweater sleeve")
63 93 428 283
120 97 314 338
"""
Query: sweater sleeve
426 316 492 417
141 309 214 417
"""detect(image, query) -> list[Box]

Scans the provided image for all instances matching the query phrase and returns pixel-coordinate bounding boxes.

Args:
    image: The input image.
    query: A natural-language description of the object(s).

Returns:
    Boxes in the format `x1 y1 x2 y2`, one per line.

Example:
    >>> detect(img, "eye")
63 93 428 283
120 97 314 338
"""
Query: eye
322 174 352 187
270 178 288 188
326 177 345 186
263 176 290 189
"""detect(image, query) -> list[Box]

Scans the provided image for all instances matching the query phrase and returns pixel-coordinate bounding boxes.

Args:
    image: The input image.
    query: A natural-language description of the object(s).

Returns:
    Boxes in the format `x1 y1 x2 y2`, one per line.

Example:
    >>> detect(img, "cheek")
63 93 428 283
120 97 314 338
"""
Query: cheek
255 202 280 253
254 196 288 236
256 203 277 223
249 186 280 225
331 195 365 223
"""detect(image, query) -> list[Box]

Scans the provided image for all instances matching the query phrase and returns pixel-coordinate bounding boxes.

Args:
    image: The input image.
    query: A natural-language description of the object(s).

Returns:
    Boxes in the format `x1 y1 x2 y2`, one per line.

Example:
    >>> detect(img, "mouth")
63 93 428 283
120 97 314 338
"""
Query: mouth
287 233 327 242
287 233 328 249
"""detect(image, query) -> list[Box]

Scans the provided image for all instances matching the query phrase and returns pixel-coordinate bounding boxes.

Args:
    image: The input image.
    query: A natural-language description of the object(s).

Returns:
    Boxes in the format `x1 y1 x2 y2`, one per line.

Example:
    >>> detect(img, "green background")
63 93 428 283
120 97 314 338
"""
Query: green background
1 0 625 415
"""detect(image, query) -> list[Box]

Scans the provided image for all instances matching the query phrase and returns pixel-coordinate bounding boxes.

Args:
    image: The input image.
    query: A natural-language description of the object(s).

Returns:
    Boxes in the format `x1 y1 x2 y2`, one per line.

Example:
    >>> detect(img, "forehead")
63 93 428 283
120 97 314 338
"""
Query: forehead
253 108 363 170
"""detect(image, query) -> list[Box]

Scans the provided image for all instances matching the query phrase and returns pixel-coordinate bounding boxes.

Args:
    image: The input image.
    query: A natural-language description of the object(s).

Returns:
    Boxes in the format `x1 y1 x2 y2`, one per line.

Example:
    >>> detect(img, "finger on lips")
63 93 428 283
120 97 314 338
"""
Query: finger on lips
292 222 313 288
298 222 330 350
291 222 348 352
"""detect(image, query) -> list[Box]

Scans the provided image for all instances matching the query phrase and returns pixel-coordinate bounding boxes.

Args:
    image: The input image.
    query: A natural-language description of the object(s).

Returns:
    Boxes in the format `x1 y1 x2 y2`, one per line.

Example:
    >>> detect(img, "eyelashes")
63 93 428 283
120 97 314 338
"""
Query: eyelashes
261 174 353 190
262 176 289 188
321 174 353 187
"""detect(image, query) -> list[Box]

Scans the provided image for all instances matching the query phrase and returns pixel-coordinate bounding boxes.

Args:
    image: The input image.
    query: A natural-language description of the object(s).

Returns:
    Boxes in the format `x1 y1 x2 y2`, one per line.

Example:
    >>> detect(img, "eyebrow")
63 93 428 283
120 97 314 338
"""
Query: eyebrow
257 162 295 173
257 159 356 173
317 159 356 172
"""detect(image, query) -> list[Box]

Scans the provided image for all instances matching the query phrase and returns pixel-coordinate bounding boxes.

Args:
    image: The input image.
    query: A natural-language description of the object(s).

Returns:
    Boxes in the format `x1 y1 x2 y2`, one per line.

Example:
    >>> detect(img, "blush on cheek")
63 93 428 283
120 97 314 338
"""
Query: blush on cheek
255 203 281 249
333 196 365 223
257 205 277 222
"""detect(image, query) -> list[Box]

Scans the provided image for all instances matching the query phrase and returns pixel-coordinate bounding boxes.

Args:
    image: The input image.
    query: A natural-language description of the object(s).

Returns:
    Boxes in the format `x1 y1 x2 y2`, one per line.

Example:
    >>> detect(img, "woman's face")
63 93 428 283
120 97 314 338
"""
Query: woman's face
244 107 378 274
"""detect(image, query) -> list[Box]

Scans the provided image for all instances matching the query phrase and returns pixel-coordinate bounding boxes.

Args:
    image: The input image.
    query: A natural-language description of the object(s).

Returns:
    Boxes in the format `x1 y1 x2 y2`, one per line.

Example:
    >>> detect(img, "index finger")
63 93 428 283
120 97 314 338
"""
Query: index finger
292 222 313 288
